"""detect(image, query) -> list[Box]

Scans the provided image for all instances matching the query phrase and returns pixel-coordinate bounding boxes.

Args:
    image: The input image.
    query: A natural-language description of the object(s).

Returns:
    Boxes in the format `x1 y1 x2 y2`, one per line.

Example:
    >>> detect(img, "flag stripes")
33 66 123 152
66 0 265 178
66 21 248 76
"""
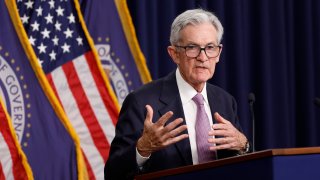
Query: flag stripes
0 98 32 180
0 133 14 180
50 63 105 179
0 163 4 180
49 51 116 179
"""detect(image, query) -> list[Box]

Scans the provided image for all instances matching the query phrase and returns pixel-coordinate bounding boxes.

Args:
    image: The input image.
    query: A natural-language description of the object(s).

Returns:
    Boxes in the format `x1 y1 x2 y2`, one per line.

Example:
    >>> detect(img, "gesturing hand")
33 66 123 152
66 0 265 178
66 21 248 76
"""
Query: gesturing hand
208 112 247 151
136 105 189 157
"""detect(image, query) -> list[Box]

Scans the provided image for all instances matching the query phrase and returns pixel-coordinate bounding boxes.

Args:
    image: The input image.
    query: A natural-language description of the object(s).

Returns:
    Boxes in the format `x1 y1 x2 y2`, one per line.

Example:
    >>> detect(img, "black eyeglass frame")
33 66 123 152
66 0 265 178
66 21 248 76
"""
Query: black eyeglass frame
175 44 222 58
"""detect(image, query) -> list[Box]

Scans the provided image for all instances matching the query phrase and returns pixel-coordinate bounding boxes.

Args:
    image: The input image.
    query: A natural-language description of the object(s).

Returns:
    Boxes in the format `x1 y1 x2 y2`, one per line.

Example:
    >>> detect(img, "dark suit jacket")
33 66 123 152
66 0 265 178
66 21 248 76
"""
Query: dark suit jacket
104 71 243 179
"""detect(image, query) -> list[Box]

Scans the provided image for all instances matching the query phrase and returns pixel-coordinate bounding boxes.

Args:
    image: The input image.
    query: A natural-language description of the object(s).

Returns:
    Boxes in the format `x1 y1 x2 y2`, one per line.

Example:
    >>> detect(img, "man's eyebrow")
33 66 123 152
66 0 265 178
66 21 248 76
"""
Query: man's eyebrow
185 42 217 46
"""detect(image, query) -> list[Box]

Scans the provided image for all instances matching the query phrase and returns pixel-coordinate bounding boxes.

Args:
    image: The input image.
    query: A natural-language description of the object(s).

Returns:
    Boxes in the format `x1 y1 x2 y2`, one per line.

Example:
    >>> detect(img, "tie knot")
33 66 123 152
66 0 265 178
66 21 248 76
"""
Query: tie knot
192 93 204 106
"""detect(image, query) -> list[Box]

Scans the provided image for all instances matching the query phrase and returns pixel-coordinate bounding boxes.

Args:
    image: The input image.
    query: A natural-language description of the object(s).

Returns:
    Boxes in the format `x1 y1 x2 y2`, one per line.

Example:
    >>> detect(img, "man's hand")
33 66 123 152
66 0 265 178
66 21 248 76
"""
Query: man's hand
136 105 189 157
208 112 247 151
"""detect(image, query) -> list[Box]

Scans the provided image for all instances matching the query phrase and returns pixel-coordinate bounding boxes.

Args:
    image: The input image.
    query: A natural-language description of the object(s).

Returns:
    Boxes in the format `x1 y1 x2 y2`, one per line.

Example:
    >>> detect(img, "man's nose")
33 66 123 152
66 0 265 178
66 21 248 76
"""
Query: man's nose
197 49 208 62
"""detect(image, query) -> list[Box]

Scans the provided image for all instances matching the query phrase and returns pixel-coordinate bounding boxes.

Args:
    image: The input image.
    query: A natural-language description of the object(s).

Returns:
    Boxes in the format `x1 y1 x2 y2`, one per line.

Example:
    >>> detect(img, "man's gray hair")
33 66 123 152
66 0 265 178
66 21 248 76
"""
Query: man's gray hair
170 9 224 45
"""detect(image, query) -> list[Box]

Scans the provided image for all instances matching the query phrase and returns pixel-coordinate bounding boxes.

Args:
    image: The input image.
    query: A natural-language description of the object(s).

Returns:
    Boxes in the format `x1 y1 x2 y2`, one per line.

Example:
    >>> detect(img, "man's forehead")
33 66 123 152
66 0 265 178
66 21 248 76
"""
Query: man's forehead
178 26 218 45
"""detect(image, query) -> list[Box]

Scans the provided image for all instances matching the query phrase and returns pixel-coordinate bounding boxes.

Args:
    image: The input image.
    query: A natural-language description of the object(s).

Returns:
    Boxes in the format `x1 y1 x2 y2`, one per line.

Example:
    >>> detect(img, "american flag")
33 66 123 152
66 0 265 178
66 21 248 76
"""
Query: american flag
16 0 119 179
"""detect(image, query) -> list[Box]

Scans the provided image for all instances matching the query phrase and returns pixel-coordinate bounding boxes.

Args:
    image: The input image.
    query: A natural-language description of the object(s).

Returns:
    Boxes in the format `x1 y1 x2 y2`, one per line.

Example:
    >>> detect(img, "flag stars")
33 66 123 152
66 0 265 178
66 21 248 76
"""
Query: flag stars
56 6 64 16
31 21 40 31
61 43 70 53
76 36 83 46
21 14 29 24
18 1 91 71
64 28 73 39
37 43 47 54
41 28 50 39
49 50 57 61
29 36 36 46
67 13 75 24
48 0 55 9
55 21 62 31
35 6 43 16
24 0 34 9
52 35 59 46
45 13 54 24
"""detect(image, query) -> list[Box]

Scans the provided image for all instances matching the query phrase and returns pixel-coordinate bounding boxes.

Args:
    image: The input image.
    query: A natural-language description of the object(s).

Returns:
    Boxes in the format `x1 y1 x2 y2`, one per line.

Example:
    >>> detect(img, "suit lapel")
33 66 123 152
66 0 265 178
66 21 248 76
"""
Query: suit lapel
158 72 193 165
207 85 219 123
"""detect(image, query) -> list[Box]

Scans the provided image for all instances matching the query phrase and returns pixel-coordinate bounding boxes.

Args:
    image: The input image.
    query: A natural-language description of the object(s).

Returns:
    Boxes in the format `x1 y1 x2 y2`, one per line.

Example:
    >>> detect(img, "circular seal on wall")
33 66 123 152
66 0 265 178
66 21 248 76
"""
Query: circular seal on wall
0 54 28 144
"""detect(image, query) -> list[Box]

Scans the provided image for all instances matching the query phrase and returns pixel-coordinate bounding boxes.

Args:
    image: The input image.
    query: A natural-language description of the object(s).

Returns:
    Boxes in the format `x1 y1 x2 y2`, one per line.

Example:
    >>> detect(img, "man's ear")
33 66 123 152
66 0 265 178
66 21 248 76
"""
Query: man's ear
167 46 180 64
216 44 223 63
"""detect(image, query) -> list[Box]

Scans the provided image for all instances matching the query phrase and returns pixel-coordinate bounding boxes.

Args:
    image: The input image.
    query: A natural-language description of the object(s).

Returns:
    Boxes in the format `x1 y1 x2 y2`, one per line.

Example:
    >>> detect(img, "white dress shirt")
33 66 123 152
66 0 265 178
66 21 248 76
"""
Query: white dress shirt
175 69 214 164
136 68 214 166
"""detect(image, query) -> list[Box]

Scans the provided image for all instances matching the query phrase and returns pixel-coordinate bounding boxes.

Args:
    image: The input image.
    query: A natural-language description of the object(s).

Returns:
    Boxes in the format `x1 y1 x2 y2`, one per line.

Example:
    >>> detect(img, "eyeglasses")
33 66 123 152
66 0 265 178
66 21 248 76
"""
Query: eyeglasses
175 44 222 58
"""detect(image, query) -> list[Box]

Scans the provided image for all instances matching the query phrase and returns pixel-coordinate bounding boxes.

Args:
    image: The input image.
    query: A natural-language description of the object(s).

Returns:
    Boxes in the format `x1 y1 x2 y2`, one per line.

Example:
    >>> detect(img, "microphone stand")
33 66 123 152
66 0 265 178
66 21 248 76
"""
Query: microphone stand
248 93 256 152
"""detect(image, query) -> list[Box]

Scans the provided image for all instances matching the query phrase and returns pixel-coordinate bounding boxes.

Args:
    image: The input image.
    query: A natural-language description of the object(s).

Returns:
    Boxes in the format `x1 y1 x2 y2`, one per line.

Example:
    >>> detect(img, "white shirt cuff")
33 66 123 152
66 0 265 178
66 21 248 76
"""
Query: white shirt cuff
136 147 150 167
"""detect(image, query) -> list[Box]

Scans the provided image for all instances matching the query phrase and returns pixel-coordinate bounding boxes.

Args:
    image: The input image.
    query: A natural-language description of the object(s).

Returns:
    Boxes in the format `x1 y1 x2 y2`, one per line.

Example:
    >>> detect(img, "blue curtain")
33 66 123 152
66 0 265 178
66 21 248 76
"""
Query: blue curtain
127 0 320 151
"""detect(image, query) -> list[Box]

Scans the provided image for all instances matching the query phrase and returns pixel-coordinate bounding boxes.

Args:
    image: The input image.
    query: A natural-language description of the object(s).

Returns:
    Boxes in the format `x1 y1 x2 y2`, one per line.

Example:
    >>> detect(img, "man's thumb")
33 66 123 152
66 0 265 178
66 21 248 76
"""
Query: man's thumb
145 105 154 123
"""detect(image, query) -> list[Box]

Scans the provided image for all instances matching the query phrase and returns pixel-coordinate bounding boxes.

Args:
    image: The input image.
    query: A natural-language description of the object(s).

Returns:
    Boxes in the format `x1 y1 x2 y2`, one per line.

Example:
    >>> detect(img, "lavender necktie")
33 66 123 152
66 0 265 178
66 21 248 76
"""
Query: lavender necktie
192 93 216 163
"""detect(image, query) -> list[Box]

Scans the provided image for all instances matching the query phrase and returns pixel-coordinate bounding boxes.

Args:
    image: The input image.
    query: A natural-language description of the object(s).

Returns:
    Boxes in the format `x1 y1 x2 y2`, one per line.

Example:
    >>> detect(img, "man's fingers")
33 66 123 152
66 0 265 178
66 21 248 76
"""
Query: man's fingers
209 143 233 151
209 136 234 144
214 112 231 124
163 133 189 147
145 105 154 125
208 136 240 151
156 111 174 127
209 129 229 137
163 118 184 132
142 108 188 151
161 120 187 140
170 124 188 137
211 123 228 130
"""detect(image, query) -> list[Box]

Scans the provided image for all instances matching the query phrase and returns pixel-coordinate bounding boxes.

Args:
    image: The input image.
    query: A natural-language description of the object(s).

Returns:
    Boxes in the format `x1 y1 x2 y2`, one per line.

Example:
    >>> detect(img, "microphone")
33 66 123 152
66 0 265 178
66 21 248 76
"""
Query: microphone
315 97 320 107
248 93 256 152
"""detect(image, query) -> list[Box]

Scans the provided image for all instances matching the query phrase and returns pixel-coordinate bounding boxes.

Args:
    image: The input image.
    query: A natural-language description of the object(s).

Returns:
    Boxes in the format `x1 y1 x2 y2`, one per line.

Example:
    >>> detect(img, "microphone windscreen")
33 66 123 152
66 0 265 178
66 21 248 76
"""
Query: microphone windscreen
248 93 256 103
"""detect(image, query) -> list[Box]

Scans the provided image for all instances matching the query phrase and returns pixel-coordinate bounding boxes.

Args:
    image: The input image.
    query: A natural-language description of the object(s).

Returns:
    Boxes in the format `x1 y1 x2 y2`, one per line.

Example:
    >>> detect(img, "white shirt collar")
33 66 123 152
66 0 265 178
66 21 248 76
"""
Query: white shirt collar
175 68 208 105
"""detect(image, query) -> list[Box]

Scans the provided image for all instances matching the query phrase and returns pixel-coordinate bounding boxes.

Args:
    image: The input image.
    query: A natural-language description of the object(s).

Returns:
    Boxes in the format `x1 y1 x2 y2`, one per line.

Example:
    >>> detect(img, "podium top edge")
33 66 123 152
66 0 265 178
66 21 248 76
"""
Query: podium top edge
135 146 320 180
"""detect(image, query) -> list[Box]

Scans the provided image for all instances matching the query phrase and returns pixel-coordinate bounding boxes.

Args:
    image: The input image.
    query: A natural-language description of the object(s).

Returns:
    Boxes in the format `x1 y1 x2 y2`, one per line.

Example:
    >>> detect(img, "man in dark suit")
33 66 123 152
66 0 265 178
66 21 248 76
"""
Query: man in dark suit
105 9 250 179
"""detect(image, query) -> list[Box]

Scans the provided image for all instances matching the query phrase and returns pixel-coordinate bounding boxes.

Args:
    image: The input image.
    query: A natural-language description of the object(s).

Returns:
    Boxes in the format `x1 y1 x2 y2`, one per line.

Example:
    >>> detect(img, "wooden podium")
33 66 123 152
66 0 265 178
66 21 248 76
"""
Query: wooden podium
135 147 320 180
